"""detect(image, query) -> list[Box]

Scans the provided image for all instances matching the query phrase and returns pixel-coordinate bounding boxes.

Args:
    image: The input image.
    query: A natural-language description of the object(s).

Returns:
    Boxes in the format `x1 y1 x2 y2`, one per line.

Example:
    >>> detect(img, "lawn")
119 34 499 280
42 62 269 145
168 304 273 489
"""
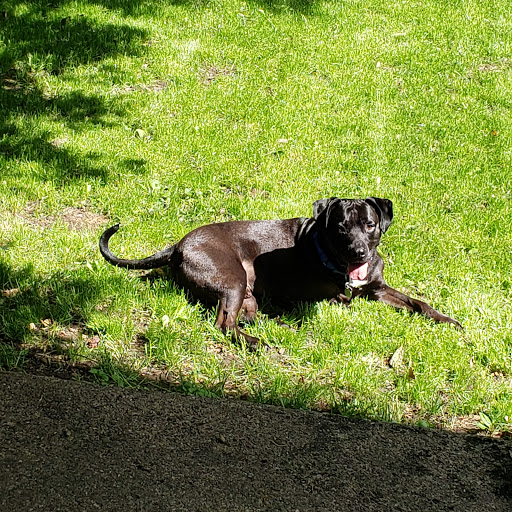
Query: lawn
1 0 511 435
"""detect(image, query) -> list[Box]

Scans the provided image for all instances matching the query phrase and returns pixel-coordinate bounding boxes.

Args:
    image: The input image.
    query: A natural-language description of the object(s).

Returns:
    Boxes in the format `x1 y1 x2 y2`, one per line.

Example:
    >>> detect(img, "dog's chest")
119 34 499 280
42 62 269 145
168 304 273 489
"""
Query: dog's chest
254 260 344 301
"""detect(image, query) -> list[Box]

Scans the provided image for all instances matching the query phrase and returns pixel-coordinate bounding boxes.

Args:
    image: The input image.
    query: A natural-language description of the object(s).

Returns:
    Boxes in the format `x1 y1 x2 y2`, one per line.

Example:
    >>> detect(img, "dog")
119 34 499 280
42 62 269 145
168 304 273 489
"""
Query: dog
99 197 461 350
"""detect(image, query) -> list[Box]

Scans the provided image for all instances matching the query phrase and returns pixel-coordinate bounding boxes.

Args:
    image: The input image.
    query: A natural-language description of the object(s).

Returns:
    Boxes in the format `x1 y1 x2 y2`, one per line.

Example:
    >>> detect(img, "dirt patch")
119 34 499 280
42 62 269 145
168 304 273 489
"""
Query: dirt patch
18 203 109 231
59 207 108 231
477 58 511 73
467 58 512 78
49 137 70 148
1 68 34 93
1 69 23 92
199 63 237 84
117 79 169 94
27 319 101 350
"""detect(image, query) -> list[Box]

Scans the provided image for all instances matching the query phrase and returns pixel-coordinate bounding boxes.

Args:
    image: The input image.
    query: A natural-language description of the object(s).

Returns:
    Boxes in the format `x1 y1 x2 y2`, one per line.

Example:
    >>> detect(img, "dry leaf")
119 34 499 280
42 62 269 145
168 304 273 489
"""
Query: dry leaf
2 288 20 298
389 345 405 369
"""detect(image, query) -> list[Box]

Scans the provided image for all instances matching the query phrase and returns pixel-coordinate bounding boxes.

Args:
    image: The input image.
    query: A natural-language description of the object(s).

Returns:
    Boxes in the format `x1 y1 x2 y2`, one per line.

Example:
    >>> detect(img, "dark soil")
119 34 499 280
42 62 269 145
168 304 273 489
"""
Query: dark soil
1 371 512 511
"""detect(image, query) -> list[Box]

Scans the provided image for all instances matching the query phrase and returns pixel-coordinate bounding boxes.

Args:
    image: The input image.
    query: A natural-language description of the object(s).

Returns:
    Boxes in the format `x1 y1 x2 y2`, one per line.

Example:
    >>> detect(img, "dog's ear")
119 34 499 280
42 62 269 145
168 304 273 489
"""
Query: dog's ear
313 198 339 219
365 197 393 233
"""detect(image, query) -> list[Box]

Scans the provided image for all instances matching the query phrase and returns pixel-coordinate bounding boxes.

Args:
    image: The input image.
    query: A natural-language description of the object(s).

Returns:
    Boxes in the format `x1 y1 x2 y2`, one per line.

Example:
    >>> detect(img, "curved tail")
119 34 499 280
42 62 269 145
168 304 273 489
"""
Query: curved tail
99 224 174 270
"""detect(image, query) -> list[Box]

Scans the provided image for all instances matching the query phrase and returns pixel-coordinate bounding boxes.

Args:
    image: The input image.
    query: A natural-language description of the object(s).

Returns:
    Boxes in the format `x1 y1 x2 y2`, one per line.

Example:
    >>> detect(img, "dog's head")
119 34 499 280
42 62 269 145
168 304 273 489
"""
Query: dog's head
313 197 393 281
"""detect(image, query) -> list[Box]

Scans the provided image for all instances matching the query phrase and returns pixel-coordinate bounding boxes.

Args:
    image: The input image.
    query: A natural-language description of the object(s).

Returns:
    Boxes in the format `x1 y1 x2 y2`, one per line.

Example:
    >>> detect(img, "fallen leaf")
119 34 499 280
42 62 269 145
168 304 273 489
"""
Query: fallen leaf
2 288 20 298
86 335 101 348
389 345 405 369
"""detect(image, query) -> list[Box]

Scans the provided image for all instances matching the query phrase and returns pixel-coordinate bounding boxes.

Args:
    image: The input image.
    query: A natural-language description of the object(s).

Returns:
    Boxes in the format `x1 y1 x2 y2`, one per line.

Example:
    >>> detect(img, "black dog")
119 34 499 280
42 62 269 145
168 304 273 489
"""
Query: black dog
99 197 461 349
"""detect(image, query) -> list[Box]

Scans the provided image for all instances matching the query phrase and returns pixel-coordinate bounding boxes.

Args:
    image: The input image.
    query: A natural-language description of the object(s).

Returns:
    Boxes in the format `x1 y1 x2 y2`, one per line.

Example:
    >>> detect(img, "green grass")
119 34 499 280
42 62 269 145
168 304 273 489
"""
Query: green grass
1 0 511 435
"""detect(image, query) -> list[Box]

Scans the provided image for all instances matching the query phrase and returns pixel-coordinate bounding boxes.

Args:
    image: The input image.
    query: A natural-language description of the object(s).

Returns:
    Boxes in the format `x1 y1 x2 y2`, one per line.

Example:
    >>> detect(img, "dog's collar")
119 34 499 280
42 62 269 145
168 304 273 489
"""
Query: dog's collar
313 232 347 277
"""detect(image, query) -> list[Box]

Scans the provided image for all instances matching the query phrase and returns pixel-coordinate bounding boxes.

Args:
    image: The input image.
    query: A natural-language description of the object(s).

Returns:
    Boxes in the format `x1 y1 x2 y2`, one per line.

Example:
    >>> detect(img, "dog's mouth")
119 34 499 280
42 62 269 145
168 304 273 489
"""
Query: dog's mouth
347 262 369 285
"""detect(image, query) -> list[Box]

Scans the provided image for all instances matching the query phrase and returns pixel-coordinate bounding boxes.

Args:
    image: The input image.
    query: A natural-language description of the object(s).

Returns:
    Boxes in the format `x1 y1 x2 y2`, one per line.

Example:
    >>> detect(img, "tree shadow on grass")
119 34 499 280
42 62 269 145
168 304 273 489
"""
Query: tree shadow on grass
248 0 323 14
87 0 211 16
0 2 150 185
0 260 233 397
0 260 147 384
84 0 322 16
0 87 123 184
0 261 107 342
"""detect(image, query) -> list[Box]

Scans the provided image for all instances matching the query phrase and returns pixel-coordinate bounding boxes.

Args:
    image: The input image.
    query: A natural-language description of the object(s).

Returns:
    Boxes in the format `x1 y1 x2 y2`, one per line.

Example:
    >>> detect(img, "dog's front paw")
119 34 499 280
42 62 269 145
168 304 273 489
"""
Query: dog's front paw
446 316 463 331
330 294 352 306
430 310 463 330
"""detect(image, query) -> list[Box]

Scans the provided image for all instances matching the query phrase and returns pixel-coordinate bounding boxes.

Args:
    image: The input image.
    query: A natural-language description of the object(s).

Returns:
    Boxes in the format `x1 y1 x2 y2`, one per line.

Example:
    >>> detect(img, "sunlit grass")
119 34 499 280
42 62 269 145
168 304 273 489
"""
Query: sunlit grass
1 0 511 434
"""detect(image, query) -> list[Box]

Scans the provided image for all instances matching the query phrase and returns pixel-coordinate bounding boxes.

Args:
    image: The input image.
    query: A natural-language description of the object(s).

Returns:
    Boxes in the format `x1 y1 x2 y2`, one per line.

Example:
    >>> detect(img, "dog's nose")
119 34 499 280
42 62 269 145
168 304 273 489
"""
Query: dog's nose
354 246 367 260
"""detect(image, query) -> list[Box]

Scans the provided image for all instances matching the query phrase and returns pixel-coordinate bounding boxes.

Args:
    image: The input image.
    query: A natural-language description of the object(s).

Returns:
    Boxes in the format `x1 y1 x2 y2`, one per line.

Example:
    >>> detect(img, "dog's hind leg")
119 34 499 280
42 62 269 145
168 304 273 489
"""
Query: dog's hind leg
238 259 258 325
215 289 267 351
175 246 265 350
240 294 258 324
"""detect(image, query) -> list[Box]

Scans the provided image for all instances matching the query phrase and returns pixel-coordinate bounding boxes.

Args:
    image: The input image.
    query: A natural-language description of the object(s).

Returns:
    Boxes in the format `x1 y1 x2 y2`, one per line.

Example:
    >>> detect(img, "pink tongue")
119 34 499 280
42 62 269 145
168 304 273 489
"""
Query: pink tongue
348 262 369 281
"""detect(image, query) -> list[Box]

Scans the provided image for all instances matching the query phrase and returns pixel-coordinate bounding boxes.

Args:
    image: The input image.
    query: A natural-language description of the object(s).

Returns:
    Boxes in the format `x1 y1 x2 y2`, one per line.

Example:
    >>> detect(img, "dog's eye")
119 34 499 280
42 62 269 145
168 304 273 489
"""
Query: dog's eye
366 223 376 232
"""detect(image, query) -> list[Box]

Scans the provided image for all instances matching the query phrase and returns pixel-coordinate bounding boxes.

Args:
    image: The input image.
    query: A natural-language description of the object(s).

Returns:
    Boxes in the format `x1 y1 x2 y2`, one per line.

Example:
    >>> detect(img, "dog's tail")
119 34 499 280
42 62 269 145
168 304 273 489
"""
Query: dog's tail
99 224 174 270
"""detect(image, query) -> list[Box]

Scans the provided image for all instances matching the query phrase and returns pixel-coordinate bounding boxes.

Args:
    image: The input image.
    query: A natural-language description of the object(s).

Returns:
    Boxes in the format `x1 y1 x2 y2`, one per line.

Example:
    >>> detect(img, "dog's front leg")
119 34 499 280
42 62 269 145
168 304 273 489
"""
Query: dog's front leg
365 285 462 329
